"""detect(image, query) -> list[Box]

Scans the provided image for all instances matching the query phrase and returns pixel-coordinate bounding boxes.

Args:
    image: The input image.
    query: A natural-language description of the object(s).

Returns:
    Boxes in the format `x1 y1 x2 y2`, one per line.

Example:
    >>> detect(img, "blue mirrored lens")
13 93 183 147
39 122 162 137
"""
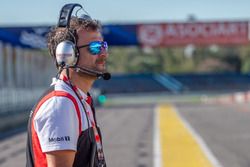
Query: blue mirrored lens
88 41 108 55
103 41 108 50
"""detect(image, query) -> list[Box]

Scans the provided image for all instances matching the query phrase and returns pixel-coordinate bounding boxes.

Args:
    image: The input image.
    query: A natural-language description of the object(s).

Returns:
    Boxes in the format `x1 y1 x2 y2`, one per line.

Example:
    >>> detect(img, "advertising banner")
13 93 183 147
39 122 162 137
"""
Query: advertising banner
137 21 249 47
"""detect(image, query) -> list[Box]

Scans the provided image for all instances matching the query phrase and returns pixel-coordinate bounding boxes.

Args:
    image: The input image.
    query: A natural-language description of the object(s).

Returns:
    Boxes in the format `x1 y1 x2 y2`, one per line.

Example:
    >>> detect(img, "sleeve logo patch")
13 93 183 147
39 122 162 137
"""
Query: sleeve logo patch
48 136 71 142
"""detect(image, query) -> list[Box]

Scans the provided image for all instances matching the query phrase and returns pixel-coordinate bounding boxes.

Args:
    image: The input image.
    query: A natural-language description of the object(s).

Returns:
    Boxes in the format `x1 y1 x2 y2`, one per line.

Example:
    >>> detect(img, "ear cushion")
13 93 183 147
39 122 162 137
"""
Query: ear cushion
56 40 78 66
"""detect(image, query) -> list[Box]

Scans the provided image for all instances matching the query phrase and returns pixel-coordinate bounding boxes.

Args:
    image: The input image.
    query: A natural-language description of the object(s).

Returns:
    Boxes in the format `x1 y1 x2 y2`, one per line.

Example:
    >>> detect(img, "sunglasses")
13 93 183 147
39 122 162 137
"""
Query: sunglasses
77 41 108 55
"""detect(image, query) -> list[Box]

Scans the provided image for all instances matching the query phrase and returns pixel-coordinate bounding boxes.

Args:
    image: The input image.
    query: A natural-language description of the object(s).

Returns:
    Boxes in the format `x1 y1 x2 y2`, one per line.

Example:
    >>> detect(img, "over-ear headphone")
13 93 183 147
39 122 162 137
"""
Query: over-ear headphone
55 3 83 67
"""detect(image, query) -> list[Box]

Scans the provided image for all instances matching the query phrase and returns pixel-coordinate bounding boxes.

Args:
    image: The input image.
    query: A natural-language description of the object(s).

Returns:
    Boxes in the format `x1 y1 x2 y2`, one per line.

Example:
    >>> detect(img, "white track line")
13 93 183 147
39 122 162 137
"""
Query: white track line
153 106 162 167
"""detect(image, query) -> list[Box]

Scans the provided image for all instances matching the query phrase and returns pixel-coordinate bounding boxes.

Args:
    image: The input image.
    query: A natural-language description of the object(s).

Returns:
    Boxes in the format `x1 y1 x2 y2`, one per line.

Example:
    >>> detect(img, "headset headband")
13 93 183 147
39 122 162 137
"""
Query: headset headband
57 3 83 28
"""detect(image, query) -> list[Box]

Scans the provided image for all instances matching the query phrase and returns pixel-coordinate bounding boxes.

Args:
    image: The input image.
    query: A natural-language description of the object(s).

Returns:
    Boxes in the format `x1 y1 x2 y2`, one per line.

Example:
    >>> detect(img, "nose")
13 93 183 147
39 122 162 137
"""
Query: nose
98 47 109 58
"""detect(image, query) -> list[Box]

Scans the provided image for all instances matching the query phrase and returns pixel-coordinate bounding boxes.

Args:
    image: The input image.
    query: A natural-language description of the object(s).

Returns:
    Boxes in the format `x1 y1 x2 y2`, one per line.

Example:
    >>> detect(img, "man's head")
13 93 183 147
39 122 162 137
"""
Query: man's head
47 16 108 74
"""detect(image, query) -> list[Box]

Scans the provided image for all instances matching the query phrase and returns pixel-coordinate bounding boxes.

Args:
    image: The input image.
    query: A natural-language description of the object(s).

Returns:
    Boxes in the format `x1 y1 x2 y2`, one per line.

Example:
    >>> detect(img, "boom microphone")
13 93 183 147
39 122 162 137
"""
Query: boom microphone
102 72 111 80
75 66 111 80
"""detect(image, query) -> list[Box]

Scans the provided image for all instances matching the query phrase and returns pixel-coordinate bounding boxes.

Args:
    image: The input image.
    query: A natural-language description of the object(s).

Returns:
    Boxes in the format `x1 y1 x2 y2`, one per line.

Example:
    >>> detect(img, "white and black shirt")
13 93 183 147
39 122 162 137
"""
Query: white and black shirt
26 78 106 167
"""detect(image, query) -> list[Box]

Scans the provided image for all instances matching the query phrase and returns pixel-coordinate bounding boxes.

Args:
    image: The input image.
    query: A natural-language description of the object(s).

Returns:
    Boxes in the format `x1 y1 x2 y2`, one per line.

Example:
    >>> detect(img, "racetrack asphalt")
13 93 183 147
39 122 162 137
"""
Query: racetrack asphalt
0 100 250 167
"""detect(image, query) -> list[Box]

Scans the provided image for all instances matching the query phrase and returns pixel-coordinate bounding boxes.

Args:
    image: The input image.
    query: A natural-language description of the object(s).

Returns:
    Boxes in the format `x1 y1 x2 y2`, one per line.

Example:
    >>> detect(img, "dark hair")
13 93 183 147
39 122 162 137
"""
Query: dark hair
47 17 102 67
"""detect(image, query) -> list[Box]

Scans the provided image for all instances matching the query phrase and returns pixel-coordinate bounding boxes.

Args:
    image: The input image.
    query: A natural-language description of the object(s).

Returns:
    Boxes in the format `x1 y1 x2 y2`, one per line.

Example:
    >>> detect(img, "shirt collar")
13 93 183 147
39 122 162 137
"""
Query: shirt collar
77 87 88 100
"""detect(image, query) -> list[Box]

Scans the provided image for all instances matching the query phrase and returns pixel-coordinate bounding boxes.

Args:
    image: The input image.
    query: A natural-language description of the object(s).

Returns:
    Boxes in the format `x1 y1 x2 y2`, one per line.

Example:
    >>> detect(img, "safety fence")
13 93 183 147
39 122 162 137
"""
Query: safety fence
0 41 55 116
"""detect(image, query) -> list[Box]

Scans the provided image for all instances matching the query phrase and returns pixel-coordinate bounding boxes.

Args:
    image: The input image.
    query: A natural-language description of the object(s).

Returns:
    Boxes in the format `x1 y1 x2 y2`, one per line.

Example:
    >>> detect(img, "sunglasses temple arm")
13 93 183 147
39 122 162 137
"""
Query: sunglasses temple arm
77 44 89 49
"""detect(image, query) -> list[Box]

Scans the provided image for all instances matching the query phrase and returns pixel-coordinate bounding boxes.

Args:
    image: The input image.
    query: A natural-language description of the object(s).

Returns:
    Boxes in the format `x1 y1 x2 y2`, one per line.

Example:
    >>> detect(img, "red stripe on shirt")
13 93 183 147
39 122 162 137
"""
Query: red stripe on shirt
31 90 82 167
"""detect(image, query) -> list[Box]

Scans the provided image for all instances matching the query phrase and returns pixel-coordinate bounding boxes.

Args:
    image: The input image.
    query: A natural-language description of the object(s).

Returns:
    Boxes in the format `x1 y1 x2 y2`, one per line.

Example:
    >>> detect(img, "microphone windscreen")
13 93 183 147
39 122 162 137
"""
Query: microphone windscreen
102 73 111 80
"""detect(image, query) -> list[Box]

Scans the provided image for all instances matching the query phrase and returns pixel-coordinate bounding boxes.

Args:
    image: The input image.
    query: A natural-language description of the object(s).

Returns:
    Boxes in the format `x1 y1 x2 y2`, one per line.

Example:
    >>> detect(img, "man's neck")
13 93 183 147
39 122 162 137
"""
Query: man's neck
61 70 95 94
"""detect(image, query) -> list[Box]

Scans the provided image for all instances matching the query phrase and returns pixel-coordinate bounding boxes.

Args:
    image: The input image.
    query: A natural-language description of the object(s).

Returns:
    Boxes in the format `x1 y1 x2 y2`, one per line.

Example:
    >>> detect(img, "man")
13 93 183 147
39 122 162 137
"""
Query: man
26 4 108 167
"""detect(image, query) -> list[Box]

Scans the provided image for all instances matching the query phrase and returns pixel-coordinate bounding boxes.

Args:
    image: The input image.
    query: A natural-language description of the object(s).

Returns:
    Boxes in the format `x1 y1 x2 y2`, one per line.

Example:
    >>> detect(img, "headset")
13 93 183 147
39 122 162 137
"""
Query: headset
55 3 111 80
56 3 81 67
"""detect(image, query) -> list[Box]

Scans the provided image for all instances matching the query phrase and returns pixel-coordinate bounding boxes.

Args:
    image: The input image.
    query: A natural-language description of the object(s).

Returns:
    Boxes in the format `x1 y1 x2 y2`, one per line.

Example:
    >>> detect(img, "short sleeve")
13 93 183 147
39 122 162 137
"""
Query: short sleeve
33 96 79 153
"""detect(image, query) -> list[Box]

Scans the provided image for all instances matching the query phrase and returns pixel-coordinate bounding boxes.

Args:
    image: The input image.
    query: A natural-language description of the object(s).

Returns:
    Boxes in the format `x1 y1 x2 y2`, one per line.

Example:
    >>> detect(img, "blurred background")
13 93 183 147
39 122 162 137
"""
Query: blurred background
1 0 250 167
